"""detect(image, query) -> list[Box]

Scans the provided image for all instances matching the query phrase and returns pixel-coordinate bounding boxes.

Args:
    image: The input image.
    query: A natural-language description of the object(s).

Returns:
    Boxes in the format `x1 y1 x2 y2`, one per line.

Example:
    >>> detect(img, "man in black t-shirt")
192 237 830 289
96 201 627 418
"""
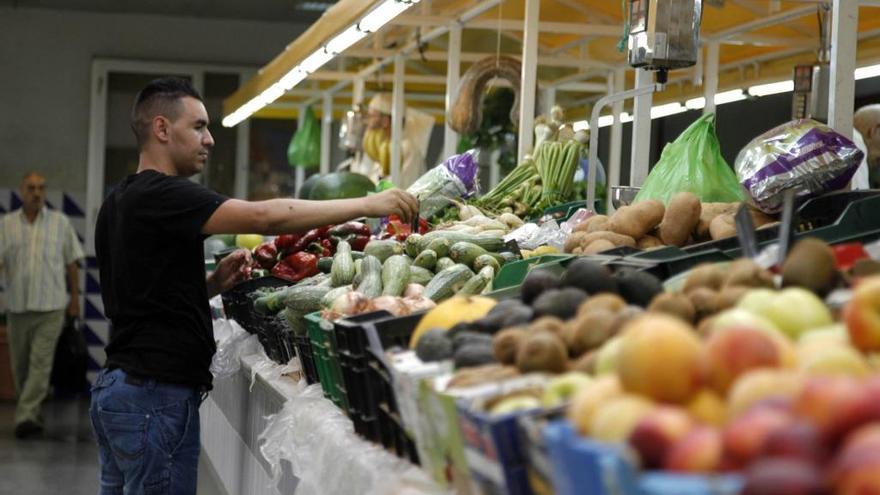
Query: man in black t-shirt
91 78 418 494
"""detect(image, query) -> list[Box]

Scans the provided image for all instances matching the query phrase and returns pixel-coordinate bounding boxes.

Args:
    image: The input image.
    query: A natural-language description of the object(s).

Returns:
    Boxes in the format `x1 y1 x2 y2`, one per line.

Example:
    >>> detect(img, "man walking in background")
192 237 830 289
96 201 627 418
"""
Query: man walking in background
0 171 85 439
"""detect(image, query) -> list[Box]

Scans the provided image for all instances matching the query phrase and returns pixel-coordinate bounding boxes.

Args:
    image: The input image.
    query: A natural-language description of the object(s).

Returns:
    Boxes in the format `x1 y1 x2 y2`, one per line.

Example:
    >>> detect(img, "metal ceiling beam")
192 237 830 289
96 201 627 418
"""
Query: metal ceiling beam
705 5 817 41
729 0 816 38
390 15 621 36
343 48 616 69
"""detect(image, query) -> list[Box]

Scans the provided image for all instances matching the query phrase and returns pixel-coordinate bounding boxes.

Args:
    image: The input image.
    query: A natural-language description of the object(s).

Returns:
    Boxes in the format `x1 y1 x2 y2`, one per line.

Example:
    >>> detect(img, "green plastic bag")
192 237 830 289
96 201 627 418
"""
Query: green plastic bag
287 106 320 169
634 113 745 205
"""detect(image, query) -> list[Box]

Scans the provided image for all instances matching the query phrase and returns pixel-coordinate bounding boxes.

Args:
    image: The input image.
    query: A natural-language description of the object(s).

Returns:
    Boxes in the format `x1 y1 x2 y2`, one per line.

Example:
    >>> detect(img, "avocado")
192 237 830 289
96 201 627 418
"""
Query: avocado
476 300 532 333
561 258 618 295
447 321 480 340
452 331 494 352
532 287 589 320
521 269 560 304
500 304 534 328
614 268 663 307
415 329 454 362
454 343 497 368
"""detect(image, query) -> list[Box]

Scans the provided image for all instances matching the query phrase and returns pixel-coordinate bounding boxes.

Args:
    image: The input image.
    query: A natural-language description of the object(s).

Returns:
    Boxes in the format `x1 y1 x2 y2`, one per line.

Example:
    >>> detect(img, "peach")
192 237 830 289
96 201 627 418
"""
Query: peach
566 375 623 436
617 314 706 404
741 458 830 495
663 426 723 473
727 369 804 417
705 326 784 394
759 420 827 464
830 424 880 495
810 377 880 444
844 275 880 352
723 405 793 466
628 406 696 469
793 376 866 443
686 388 728 427
798 344 871 378
589 394 655 443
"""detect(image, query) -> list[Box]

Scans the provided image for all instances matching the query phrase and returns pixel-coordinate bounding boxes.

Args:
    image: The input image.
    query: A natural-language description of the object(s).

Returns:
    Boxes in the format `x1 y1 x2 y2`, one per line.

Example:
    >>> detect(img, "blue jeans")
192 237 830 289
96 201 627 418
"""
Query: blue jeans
89 369 202 495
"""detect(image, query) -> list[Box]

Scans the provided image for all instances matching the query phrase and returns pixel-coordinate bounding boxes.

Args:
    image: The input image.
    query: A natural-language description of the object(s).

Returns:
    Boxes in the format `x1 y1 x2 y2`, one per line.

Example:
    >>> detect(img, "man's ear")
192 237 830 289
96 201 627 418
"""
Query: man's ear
152 116 171 143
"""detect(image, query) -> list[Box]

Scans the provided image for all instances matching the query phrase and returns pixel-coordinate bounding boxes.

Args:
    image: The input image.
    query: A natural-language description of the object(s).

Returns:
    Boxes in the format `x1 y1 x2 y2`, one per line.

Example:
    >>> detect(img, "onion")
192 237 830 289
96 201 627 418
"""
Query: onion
330 291 368 316
402 296 437 313
368 296 410 317
403 284 425 298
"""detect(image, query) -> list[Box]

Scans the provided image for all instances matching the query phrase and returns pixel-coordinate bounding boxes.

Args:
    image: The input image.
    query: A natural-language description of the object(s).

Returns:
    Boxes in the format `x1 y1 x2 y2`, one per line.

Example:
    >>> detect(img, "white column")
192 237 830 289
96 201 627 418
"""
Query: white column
443 24 462 159
609 68 625 191
391 54 406 185
353 78 365 105
630 68 653 186
320 93 332 174
542 87 557 116
829 0 858 138
234 119 250 199
294 104 309 197
704 42 720 115
517 0 540 163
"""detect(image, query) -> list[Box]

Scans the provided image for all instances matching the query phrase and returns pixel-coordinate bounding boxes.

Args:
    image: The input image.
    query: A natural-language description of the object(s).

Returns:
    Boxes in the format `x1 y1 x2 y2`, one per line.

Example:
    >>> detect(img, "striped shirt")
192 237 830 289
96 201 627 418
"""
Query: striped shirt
0 207 84 312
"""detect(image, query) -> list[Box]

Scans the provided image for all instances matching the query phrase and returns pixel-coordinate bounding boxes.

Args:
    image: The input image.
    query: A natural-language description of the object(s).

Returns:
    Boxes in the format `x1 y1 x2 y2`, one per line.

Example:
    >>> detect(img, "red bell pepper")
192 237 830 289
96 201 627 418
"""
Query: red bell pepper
291 226 332 253
253 242 278 270
382 215 429 241
272 251 319 282
329 221 371 238
274 234 302 256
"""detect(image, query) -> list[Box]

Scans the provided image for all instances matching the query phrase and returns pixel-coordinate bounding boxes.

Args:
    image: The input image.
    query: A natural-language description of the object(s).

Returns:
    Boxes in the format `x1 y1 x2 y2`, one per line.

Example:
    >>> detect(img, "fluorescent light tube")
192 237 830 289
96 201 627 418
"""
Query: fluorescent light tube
856 63 880 80
299 49 334 74
359 0 418 33
685 97 706 110
573 120 589 131
650 103 686 119
325 25 367 55
279 68 308 90
714 89 746 105
747 80 793 97
620 112 633 123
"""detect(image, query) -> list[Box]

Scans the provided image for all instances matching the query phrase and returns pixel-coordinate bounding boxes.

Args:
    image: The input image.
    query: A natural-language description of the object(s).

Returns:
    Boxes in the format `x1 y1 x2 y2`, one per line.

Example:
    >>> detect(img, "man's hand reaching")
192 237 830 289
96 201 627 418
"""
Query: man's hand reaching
207 248 252 298
362 189 419 224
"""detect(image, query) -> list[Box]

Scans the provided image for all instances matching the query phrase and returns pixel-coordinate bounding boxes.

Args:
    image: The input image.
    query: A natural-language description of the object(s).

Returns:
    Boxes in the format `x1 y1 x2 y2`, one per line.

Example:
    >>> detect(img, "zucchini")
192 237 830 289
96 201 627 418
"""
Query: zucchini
418 231 505 253
449 242 491 268
364 239 405 263
473 254 501 273
457 266 495 296
321 285 352 309
435 257 456 272
352 258 364 287
425 238 451 258
409 265 434 286
282 285 332 313
424 264 474 301
413 249 438 271
381 255 412 296
405 234 423 258
253 295 272 315
330 241 355 287
318 257 334 273
499 251 520 264
282 309 307 336
358 255 383 298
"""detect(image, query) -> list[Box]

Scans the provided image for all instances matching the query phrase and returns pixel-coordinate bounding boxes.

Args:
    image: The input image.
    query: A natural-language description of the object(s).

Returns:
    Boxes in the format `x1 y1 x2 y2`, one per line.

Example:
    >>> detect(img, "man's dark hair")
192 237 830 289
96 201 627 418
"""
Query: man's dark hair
130 77 203 147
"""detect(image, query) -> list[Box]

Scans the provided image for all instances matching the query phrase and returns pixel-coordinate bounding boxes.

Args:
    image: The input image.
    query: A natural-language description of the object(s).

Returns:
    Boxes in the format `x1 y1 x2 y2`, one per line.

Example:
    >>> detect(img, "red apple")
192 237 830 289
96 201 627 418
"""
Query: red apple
705 325 783 394
664 426 723 473
793 376 866 443
741 458 830 495
723 405 793 467
628 406 695 469
758 420 827 464
829 423 880 495
844 275 880 352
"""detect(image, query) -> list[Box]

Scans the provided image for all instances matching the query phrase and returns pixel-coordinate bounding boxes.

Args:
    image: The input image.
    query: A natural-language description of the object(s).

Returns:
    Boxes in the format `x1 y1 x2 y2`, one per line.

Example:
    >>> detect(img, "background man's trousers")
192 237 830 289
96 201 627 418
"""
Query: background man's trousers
7 310 64 426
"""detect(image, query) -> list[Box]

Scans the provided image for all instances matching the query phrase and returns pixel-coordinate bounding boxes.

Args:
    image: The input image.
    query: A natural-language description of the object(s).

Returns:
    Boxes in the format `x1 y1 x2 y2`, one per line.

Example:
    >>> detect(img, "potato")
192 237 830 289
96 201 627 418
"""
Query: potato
682 263 725 293
582 239 616 254
608 200 665 239
696 202 739 240
709 213 737 240
749 207 777 228
565 231 636 253
573 214 609 233
658 192 701 247
637 235 664 250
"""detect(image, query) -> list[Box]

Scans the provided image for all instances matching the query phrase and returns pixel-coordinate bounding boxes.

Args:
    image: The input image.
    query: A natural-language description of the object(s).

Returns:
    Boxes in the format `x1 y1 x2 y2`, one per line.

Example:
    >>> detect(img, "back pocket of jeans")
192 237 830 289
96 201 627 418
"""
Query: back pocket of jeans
97 409 148 461
155 399 191 456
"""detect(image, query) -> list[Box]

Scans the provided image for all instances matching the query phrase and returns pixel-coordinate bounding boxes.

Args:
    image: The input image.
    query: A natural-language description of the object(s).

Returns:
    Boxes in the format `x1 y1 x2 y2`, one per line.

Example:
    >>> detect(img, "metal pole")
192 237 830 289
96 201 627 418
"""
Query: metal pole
444 24 462 159
294 104 309 197
542 87 557 116
320 94 332 174
629 69 653 187
587 83 662 211
829 0 858 138
234 119 250 199
704 42 720 115
353 78 365 105
517 0 541 163
609 68 625 194
391 54 405 185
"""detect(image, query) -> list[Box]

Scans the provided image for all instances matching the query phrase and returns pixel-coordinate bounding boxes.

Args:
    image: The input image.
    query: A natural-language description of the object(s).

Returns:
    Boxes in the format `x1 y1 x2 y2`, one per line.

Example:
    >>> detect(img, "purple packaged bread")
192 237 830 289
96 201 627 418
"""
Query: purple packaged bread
734 119 863 213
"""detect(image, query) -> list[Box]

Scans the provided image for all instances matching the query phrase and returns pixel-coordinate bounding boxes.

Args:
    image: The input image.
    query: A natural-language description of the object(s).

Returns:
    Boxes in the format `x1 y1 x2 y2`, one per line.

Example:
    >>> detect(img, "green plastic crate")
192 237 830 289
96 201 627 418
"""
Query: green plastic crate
305 312 348 410
492 254 574 290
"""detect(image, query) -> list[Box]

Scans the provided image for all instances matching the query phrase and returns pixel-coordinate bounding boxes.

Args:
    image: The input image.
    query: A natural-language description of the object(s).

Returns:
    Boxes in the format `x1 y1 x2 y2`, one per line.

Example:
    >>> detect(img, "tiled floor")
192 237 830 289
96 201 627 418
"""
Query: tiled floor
0 396 226 495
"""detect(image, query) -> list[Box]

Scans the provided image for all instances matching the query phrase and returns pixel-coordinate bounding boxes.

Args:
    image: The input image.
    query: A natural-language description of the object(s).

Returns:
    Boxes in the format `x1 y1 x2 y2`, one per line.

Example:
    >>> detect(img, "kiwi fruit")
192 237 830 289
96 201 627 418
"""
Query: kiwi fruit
688 287 719 321
493 327 528 365
532 287 589 320
724 258 774 289
529 316 567 338
570 351 597 374
614 268 663 307
715 285 750 310
647 292 696 323
682 263 725 294
521 269 560 305
560 258 618 295
577 293 627 316
515 331 568 374
609 305 644 335
566 309 618 357
696 315 717 337
782 237 837 295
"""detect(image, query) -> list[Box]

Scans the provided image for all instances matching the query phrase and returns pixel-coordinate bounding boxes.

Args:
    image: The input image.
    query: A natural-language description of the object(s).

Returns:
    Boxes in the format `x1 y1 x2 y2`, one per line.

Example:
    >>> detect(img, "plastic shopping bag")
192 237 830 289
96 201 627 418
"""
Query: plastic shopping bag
735 119 864 213
634 113 745 205
288 106 321 169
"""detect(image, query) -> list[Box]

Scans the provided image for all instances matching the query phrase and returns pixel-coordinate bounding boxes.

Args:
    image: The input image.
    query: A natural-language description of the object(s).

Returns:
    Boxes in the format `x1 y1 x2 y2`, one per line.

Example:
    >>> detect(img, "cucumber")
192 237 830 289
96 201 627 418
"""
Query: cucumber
358 255 383 298
321 285 352 309
435 257 456 272
499 251 519 264
417 231 505 253
364 239 405 263
473 254 501 273
413 249 437 271
283 309 307 336
282 285 332 313
424 237 451 258
409 265 434 286
457 266 495 296
330 241 355 287
381 255 412 296
424 264 474 302
318 257 334 273
449 242 491 268
405 234 423 258
352 258 364 287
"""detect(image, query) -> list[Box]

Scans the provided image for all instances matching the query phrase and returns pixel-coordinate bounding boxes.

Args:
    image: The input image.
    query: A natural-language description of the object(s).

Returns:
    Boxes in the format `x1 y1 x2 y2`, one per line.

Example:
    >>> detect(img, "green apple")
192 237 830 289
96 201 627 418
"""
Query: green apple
797 324 848 346
489 395 541 415
760 288 833 340
235 233 264 250
710 308 782 335
737 288 778 317
541 372 594 408
595 337 623 375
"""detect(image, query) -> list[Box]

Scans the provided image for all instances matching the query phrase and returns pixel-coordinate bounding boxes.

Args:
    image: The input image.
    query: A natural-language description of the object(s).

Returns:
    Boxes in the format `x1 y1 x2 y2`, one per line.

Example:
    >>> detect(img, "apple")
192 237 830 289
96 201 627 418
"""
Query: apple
628 406 695 469
754 288 833 340
829 423 880 495
711 308 782 334
798 324 849 347
723 405 793 466
741 458 830 495
844 275 880 353
541 372 594 408
798 345 871 378
759 420 827 464
705 326 784 394
567 375 623 435
793 376 866 443
489 394 542 415
664 426 723 473
589 394 655 443
727 369 804 417
686 388 728 427
594 336 622 375
738 289 779 318
235 233 264 250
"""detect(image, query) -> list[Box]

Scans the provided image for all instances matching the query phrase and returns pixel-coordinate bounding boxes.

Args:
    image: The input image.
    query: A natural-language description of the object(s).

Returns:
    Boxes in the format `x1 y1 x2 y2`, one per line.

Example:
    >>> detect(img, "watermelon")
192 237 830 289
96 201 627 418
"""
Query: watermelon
308 172 376 200
298 173 322 199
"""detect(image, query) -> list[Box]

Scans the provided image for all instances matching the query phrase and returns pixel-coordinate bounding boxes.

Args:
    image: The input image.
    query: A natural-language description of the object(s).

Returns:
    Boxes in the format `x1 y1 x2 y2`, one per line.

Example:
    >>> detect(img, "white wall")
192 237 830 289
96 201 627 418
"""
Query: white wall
0 6 308 192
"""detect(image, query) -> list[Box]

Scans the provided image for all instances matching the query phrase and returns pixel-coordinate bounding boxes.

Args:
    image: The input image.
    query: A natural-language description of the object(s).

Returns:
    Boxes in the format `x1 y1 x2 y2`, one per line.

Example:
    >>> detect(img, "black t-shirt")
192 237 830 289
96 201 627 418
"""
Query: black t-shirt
95 170 228 389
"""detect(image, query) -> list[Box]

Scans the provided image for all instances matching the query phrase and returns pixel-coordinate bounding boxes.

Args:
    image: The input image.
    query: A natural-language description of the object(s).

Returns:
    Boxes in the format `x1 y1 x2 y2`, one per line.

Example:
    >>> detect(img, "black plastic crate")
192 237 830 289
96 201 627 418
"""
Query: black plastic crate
292 333 319 384
220 275 292 332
